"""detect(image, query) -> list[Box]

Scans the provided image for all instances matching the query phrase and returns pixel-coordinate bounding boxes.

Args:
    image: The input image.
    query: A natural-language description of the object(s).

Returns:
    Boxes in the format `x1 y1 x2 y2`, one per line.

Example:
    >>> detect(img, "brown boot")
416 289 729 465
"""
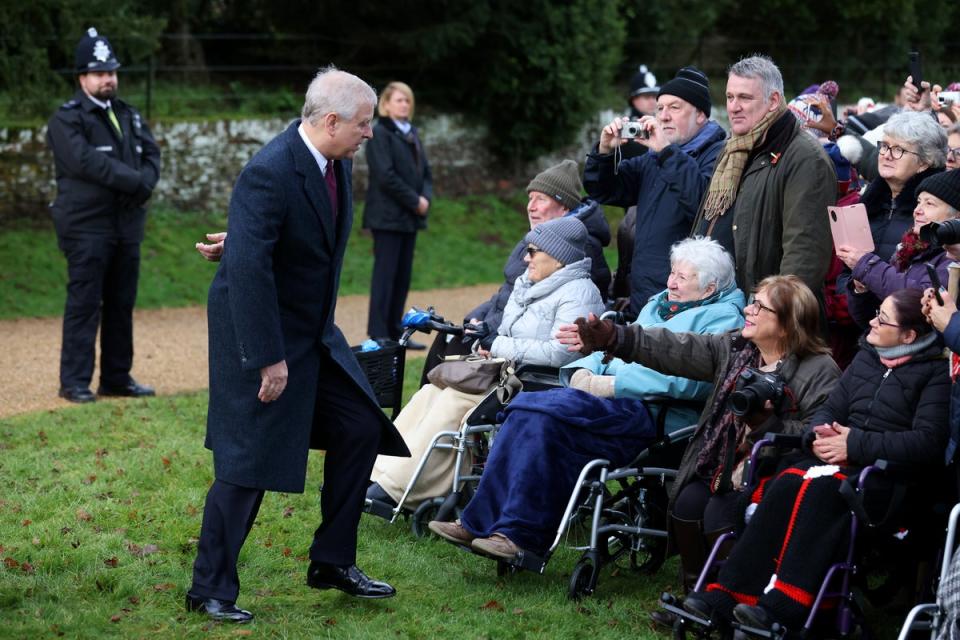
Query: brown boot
471 533 521 559
428 520 475 545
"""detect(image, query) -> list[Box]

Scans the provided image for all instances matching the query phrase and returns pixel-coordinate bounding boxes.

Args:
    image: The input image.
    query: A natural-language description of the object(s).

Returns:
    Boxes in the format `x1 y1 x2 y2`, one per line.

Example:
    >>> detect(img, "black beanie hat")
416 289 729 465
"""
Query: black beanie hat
916 170 960 211
658 66 712 117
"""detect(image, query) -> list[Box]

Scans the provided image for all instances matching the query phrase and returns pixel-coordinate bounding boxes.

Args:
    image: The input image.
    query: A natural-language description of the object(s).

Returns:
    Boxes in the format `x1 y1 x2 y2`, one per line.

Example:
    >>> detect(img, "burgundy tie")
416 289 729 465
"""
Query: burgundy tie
324 161 338 221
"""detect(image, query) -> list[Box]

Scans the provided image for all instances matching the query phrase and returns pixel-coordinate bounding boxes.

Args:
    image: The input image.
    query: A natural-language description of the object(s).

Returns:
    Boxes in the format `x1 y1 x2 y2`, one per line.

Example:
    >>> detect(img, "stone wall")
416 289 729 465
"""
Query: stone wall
0 111 613 225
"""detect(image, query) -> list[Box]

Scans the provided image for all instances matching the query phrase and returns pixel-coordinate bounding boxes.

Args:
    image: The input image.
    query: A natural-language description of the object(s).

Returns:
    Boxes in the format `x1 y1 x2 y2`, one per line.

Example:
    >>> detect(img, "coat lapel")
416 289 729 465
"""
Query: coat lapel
287 122 337 252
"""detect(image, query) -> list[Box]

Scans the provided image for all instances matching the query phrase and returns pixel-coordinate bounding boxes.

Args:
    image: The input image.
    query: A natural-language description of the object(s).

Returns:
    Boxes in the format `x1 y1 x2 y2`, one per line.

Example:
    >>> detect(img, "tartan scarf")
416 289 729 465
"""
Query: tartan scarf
702 103 788 221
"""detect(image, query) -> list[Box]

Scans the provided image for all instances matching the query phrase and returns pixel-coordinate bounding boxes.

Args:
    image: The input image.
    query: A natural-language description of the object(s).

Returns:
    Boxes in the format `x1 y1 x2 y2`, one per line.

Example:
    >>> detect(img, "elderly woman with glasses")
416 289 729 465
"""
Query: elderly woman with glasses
838 169 960 328
947 123 960 171
847 112 947 267
426 237 745 561
682 288 948 633
366 217 604 509
553 275 840 595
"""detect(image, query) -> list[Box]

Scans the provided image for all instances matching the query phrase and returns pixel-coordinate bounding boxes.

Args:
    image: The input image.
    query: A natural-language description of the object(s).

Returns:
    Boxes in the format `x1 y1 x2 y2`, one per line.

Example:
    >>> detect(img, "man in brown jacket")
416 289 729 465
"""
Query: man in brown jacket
691 55 835 295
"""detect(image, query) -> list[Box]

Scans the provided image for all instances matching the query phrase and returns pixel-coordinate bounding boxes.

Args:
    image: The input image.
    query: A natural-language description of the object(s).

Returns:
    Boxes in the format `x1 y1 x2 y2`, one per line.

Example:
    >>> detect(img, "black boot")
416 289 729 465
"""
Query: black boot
669 515 706 593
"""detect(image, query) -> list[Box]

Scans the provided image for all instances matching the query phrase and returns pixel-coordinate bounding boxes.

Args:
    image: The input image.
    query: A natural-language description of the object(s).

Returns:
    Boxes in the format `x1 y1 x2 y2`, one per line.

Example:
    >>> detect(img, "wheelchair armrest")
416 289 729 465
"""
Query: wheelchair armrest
644 397 704 441
514 364 560 391
740 433 804 490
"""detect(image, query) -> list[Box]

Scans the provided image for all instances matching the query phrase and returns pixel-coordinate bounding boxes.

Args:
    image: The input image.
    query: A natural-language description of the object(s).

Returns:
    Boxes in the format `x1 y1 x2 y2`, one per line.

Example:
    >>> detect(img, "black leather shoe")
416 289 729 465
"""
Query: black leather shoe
97 380 155 397
649 609 677 628
404 339 426 351
306 562 396 599
682 593 716 620
733 603 777 630
185 594 254 623
366 482 398 508
59 387 96 403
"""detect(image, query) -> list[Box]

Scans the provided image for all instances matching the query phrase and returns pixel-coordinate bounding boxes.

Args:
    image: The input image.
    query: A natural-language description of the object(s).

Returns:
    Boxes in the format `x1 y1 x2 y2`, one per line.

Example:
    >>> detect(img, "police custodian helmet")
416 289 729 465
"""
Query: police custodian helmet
75 27 121 73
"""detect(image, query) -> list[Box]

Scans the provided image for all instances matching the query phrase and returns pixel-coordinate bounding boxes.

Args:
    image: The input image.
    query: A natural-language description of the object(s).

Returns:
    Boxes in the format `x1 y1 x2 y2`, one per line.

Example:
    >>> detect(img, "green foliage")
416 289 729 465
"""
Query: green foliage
0 194 530 320
0 391 674 639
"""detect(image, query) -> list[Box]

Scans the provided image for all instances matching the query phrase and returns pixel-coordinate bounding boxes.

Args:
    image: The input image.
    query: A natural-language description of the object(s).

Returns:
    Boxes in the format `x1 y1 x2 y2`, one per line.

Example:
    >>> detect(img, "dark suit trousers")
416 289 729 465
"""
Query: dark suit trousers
367 230 417 340
189 363 382 602
58 237 140 389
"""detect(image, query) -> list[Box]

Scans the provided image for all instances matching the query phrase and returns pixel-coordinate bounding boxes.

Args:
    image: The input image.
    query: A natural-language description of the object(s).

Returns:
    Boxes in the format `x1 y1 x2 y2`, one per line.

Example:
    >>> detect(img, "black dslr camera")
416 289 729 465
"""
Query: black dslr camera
919 219 960 246
729 367 785 417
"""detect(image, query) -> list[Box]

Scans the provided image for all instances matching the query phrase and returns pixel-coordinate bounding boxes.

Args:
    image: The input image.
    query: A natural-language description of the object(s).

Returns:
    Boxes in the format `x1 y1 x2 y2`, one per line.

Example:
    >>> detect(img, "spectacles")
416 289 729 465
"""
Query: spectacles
874 309 900 328
525 245 542 259
877 141 921 160
746 295 777 316
948 147 960 160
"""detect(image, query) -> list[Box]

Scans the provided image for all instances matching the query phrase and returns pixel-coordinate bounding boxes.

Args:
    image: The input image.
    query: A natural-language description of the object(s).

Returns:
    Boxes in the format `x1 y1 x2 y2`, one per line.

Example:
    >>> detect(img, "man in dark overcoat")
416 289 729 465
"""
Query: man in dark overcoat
46 27 161 403
186 67 409 624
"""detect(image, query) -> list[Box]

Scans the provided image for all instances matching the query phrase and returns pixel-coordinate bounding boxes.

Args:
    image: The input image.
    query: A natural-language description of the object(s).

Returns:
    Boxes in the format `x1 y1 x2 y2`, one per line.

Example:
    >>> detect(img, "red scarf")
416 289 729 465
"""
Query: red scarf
891 229 928 271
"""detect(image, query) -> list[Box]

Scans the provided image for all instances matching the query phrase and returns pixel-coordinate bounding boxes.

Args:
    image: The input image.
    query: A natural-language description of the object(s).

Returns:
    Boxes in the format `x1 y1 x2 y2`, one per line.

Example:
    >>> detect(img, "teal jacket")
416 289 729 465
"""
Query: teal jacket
560 286 745 433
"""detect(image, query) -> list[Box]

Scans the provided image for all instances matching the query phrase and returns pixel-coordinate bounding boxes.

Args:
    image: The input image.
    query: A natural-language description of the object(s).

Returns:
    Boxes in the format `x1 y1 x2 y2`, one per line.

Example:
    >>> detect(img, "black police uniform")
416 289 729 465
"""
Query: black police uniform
46 29 161 398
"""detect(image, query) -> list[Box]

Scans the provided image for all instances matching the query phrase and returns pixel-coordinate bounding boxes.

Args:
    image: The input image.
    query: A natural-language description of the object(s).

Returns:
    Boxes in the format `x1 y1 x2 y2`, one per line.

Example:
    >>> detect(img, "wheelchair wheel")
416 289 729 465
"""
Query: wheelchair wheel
411 496 447 538
630 480 669 574
568 558 597 600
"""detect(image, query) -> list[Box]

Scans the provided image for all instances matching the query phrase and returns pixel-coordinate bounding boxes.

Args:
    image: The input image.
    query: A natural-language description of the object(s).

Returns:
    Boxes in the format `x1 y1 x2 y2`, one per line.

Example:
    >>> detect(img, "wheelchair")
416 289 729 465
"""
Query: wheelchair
432 388 699 599
362 306 562 536
659 433 947 640
897 501 960 640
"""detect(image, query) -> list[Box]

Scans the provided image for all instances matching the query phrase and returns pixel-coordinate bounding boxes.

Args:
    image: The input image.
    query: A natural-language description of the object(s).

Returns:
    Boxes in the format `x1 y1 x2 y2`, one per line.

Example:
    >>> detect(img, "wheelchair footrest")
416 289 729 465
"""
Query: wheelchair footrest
363 498 397 520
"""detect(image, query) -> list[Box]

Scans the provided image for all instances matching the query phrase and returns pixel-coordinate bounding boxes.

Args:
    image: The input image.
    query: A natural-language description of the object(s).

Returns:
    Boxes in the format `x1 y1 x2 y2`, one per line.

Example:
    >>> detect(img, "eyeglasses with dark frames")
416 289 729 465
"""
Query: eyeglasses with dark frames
525 245 542 259
746 295 777 316
874 309 901 328
876 141 921 160
948 147 960 159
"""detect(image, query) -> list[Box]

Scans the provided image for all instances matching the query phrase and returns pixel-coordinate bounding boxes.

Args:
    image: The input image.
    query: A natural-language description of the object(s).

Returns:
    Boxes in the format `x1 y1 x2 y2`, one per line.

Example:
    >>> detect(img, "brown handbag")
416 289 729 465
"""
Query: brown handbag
426 355 514 395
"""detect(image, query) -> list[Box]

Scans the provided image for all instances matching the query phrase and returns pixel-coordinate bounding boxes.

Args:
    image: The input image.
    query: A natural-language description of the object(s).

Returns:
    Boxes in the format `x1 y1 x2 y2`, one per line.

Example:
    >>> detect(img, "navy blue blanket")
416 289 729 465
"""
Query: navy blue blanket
460 387 655 553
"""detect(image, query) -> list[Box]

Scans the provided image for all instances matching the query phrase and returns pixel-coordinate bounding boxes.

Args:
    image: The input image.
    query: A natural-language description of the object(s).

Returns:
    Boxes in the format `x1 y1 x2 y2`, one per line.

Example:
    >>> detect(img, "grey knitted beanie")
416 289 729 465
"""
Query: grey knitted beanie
524 216 587 266
526 160 583 211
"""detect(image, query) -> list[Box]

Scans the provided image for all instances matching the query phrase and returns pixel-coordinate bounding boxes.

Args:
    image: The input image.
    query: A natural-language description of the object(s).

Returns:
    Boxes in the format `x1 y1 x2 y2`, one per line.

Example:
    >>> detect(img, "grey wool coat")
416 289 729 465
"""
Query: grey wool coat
205 120 409 493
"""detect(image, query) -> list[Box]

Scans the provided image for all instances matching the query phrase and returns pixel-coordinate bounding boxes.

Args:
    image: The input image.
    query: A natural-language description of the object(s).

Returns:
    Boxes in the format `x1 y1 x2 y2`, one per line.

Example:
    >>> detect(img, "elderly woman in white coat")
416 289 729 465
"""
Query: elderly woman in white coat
367 216 604 507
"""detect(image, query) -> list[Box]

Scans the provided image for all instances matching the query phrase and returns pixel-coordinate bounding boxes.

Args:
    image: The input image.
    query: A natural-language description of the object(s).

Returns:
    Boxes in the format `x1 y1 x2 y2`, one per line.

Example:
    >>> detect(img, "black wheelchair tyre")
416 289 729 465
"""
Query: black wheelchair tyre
411 496 449 538
568 558 597 600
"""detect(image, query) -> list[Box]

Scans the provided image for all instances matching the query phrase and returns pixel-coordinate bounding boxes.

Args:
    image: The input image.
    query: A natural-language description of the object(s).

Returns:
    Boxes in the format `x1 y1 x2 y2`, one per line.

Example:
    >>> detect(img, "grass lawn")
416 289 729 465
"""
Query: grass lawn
0 374 674 639
0 195 624 321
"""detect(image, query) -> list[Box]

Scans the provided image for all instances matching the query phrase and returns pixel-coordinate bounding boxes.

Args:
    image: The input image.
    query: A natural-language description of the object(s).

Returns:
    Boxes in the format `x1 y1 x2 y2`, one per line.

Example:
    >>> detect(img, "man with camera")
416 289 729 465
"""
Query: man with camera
584 66 727 314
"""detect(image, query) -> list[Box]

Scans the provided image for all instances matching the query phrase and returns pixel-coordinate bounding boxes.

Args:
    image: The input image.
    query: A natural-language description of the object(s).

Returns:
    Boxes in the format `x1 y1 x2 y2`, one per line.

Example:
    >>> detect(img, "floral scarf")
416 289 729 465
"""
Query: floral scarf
891 228 929 271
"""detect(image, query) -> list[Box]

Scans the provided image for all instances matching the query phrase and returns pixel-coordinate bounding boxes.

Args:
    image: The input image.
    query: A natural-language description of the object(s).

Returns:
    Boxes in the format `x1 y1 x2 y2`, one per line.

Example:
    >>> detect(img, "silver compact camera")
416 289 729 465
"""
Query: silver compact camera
938 91 960 105
621 120 650 139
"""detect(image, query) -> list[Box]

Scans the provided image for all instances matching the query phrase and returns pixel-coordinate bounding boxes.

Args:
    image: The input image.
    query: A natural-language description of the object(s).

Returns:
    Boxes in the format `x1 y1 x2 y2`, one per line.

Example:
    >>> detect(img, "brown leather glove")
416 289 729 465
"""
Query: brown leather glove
574 316 617 355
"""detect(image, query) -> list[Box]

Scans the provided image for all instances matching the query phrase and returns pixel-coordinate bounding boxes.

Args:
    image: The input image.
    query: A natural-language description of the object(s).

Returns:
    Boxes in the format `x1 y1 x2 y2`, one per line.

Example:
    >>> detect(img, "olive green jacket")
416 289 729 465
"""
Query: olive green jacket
693 118 837 294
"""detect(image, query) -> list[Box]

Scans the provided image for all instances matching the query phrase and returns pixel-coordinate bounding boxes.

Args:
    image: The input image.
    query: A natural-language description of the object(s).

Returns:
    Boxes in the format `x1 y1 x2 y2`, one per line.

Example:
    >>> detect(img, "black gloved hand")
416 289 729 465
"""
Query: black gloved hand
131 179 153 206
462 321 490 345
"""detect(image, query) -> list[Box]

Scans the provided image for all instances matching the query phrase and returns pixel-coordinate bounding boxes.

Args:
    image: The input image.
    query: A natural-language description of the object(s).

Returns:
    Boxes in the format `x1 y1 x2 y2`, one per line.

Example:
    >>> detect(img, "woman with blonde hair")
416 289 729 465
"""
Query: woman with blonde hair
363 81 433 348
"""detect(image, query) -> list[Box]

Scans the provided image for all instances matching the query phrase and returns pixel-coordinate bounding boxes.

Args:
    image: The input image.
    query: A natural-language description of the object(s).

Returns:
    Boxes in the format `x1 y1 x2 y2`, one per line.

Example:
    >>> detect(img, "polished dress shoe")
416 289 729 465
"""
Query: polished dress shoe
97 380 155 398
185 594 254 623
306 562 396 599
733 603 778 630
59 387 96 403
366 482 398 508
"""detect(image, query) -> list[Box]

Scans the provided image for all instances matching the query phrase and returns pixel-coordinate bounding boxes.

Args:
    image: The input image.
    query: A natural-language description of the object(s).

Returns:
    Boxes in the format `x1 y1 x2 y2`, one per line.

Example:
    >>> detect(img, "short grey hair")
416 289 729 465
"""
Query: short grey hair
670 236 736 293
884 111 948 168
728 55 784 102
302 65 377 126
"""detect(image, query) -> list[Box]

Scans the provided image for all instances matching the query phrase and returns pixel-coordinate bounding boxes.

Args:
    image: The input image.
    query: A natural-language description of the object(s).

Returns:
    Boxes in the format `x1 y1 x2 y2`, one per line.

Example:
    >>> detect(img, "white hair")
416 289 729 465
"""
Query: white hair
884 111 948 168
728 55 784 102
670 236 736 292
302 65 377 126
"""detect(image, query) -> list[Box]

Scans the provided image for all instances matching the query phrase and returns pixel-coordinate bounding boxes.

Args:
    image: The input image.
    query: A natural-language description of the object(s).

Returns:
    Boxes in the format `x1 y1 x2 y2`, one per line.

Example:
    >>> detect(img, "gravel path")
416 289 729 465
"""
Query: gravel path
0 284 499 419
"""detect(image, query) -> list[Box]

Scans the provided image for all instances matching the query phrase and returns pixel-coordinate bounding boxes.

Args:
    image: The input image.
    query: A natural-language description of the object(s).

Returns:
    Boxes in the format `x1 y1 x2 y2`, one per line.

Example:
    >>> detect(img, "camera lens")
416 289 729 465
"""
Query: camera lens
937 219 960 245
729 389 757 417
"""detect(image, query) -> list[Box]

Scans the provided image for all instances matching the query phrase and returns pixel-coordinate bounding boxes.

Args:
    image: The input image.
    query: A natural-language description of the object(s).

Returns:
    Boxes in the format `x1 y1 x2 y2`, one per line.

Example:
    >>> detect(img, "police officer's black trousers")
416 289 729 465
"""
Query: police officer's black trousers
367 229 417 340
58 236 140 389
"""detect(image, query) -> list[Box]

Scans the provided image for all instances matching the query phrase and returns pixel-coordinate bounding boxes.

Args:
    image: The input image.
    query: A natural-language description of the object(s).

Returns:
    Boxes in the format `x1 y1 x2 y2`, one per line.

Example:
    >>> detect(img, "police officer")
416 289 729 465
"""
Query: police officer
47 27 161 403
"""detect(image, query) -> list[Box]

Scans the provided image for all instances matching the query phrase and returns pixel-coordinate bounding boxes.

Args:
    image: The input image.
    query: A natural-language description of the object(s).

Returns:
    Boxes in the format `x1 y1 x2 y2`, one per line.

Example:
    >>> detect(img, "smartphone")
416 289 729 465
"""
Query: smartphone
828 204 875 253
926 262 944 304
909 51 923 91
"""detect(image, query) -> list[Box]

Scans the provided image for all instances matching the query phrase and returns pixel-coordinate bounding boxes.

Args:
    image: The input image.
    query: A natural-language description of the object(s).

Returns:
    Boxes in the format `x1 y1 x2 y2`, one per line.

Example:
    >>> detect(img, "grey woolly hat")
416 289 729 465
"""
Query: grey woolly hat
524 216 587 266
526 160 583 211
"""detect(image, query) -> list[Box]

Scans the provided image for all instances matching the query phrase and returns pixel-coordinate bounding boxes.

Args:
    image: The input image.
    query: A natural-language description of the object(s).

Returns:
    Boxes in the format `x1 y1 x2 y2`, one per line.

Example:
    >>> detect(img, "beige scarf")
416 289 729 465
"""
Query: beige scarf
702 103 788 221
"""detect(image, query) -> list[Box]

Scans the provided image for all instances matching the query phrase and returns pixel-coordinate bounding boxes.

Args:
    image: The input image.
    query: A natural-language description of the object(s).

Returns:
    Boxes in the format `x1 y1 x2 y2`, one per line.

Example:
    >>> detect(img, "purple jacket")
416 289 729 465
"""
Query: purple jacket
846 246 952 328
